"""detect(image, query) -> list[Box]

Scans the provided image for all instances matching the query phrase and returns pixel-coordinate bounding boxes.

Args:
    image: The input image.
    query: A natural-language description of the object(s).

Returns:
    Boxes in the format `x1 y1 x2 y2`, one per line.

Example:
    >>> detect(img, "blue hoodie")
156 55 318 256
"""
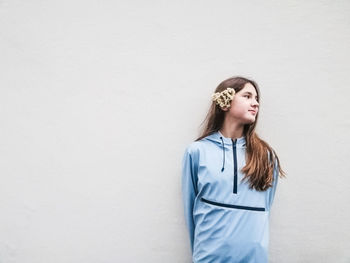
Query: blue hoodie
181 131 279 263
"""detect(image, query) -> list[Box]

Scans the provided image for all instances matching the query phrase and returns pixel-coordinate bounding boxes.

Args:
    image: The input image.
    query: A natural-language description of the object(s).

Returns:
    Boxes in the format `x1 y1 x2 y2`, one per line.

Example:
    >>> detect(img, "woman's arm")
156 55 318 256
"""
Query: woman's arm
269 158 279 210
181 148 198 252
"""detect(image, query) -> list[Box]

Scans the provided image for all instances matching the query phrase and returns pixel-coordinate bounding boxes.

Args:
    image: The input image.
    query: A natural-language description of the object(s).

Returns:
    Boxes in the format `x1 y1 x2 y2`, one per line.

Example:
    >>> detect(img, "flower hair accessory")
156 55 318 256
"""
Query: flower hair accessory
212 87 235 109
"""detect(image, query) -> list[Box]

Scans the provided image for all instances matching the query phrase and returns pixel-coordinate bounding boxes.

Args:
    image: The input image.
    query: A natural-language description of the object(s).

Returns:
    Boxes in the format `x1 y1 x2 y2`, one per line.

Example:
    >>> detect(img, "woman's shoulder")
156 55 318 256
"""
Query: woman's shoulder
184 138 208 155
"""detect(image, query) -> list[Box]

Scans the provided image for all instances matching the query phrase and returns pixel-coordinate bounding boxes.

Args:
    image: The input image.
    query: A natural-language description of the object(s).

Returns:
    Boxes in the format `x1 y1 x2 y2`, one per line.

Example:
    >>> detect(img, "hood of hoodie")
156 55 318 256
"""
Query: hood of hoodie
203 131 246 173
204 130 246 147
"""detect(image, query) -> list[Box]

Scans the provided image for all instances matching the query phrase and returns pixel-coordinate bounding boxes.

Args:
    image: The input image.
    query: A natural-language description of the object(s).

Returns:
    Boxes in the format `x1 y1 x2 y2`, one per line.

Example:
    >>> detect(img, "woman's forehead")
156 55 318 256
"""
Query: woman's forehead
238 83 258 95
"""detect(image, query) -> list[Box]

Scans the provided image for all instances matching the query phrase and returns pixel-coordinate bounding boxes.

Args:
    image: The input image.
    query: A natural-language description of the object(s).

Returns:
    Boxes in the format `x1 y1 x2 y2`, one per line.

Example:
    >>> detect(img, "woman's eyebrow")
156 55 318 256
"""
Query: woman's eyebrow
243 91 258 97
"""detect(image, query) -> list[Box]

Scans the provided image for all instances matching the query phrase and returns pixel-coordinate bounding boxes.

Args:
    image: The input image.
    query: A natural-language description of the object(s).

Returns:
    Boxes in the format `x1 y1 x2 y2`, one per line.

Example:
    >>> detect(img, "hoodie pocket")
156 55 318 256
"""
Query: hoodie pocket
201 197 265 211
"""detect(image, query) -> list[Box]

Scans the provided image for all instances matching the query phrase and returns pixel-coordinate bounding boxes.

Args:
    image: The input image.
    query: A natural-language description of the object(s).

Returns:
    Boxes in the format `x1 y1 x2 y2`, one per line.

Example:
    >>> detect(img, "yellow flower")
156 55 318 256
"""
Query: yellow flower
212 87 235 110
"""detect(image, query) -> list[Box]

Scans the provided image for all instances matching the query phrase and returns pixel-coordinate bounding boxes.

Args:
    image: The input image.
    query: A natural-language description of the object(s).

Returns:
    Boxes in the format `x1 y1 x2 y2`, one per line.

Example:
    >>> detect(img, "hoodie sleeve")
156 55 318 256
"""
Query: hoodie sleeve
181 147 199 252
268 158 279 210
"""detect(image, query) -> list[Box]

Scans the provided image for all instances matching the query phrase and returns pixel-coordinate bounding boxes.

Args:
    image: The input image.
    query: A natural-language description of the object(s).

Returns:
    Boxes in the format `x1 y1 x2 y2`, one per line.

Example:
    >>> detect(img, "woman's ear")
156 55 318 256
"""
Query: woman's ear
221 106 229 112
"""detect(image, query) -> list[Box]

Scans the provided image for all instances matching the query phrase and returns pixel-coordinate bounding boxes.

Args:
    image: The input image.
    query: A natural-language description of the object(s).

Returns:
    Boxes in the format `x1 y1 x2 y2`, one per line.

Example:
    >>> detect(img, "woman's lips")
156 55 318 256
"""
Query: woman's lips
249 110 257 114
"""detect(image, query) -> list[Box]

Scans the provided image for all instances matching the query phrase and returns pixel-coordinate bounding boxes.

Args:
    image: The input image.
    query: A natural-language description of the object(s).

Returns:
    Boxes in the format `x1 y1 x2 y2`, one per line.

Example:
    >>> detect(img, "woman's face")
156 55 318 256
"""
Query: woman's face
224 82 259 124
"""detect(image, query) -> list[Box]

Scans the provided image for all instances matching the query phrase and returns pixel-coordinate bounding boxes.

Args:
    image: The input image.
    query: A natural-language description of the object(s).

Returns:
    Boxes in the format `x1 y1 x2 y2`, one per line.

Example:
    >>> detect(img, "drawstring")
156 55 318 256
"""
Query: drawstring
220 137 225 172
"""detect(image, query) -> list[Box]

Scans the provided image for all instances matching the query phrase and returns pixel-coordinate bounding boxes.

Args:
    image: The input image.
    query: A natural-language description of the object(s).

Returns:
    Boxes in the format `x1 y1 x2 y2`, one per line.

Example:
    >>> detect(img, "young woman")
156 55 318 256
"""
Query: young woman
181 76 286 263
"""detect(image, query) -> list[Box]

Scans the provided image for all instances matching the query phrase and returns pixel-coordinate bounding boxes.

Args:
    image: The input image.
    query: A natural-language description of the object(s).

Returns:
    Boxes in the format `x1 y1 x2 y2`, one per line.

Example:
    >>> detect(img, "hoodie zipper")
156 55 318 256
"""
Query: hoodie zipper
232 139 238 194
201 197 265 211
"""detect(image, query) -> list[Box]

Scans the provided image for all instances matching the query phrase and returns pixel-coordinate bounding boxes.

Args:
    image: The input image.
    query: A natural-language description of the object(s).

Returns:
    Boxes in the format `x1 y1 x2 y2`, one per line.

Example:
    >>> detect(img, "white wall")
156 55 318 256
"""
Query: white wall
1 1 349 262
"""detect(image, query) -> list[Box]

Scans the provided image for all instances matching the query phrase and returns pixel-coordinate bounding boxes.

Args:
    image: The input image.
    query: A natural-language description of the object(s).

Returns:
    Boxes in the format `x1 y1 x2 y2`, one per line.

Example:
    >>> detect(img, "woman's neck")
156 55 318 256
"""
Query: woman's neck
219 123 244 139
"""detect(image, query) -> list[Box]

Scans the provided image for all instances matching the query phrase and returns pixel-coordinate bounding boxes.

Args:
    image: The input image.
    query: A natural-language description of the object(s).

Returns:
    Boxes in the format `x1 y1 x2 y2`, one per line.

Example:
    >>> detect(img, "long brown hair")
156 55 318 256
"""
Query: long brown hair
196 76 286 191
